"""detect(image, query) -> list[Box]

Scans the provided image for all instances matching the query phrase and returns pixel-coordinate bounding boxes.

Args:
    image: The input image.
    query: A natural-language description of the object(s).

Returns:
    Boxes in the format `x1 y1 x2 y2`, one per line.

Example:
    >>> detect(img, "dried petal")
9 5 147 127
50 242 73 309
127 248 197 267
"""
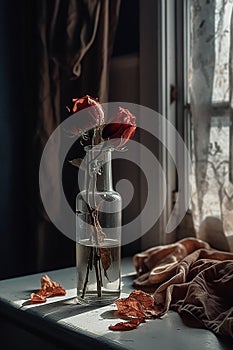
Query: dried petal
100 247 112 277
114 290 160 321
68 95 105 134
116 296 146 319
29 275 66 304
30 293 46 304
102 107 136 147
109 318 145 331
129 290 155 308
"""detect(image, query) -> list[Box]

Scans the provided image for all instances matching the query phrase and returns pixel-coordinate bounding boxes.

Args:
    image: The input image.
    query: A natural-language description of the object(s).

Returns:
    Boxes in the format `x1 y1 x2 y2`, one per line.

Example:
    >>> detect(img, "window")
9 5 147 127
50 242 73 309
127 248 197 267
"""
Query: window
111 0 233 252
181 0 233 250
139 0 233 249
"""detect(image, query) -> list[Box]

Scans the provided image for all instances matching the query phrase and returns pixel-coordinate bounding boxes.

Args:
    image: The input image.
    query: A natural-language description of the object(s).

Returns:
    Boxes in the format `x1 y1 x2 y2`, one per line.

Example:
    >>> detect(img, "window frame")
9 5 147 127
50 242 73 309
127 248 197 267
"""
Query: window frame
139 0 178 248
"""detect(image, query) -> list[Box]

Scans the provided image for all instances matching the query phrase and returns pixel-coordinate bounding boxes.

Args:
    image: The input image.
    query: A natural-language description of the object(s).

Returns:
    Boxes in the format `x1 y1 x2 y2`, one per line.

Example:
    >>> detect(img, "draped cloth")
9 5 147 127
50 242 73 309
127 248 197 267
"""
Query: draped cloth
34 0 120 270
133 238 233 337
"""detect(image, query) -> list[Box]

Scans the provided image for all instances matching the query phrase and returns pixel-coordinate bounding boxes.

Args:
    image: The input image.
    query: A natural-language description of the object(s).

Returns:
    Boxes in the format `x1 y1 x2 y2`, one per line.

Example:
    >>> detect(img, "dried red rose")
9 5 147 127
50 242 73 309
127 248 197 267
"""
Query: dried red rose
102 107 136 147
30 275 66 304
68 95 105 134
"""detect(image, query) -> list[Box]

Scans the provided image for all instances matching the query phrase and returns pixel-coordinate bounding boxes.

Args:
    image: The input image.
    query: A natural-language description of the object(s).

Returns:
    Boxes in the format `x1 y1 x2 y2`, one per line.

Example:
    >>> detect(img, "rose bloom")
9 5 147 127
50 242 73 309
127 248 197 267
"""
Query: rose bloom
102 107 136 147
69 95 105 134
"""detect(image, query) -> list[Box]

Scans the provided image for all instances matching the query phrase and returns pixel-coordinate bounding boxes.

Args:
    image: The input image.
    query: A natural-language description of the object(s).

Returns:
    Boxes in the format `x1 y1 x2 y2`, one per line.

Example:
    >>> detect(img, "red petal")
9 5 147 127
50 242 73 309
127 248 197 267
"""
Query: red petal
116 297 146 319
29 275 66 304
30 293 46 304
102 106 136 145
129 290 154 308
109 318 145 331
113 290 160 320
70 95 104 126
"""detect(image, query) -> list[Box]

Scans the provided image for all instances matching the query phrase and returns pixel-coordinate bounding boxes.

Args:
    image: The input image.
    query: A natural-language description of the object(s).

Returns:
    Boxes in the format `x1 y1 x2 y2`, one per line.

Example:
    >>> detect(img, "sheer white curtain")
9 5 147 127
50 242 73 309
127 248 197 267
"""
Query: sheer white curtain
190 0 233 251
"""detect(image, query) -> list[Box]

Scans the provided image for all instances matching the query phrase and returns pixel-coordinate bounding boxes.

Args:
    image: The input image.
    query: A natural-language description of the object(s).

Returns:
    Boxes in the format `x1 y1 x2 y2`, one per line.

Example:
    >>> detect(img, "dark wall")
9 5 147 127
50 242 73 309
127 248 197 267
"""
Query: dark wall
112 0 139 57
0 0 37 279
0 0 140 279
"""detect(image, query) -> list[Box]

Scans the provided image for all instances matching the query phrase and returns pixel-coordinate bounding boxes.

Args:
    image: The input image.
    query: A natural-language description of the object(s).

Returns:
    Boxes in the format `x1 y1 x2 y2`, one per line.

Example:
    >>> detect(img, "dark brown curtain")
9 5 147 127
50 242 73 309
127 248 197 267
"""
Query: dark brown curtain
0 0 120 279
33 0 121 271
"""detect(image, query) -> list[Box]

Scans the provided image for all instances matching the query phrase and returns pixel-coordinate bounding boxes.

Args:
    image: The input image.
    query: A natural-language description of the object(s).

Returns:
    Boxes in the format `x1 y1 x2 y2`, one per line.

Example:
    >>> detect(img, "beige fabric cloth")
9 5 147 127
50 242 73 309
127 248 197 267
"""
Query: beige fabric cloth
133 238 233 337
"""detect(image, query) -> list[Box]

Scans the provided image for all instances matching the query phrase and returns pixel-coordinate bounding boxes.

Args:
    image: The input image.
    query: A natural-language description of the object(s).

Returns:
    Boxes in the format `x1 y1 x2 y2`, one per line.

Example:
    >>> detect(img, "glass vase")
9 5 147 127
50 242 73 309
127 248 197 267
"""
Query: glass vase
76 147 122 305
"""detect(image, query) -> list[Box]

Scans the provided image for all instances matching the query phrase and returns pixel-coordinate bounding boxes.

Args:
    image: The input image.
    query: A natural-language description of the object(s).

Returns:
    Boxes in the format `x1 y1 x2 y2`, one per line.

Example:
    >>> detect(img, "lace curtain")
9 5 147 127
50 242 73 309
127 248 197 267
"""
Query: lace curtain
190 0 233 251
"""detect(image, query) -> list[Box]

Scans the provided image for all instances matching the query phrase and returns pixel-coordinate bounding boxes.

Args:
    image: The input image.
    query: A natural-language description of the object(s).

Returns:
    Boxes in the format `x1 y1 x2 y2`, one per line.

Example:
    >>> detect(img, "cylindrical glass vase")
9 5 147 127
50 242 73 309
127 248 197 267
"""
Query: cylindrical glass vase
76 147 122 305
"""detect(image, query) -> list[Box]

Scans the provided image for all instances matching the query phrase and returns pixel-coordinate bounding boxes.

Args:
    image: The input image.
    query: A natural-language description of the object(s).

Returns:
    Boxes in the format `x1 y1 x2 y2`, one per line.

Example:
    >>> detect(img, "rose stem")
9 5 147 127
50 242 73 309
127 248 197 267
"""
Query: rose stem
81 129 106 298
91 129 102 296
81 157 95 298
93 248 101 297
81 145 102 298
91 170 102 297
98 255 103 286
81 246 93 298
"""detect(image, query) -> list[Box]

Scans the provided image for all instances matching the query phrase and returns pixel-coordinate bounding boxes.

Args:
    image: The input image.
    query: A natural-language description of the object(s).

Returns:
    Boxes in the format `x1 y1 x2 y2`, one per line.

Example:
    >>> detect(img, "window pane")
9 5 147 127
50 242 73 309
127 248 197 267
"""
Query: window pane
212 0 233 103
202 116 230 217
187 0 233 251
188 0 233 103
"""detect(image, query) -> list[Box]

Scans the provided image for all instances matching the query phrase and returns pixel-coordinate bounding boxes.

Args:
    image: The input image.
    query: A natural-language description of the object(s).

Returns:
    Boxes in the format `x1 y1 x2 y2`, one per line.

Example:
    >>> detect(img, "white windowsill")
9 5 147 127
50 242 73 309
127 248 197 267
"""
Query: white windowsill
0 258 232 350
